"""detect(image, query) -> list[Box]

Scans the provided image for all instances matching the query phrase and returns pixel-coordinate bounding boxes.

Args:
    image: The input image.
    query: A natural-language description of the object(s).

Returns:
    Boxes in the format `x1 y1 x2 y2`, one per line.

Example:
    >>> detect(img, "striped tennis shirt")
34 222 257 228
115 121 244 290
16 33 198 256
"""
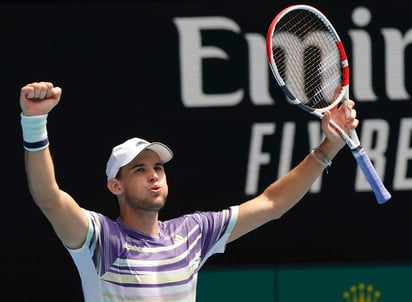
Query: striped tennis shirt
66 206 238 302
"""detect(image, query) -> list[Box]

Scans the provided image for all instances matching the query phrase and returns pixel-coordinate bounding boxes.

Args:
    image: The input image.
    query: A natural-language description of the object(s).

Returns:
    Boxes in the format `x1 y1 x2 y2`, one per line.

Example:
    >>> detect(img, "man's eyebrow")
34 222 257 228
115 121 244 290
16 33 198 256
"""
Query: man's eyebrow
130 163 145 169
130 162 163 169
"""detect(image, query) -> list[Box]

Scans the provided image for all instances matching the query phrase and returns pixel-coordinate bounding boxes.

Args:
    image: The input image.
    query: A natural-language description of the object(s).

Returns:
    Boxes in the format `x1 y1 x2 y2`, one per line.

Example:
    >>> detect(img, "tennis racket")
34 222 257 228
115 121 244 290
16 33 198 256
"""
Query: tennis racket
266 4 391 204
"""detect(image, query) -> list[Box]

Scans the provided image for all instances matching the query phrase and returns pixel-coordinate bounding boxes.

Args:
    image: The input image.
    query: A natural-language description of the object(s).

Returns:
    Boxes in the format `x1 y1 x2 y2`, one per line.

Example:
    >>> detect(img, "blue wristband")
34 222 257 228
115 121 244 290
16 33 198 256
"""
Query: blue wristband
23 138 49 150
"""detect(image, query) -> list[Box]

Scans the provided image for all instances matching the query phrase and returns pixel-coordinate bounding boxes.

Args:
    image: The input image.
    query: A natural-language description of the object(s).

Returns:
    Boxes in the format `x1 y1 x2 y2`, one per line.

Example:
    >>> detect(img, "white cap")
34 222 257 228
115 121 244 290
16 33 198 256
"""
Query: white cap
106 137 173 179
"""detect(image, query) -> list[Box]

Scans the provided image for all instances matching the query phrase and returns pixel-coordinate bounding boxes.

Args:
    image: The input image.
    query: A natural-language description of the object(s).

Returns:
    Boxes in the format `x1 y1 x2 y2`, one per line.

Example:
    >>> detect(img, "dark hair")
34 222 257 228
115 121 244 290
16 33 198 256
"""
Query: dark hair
115 167 122 180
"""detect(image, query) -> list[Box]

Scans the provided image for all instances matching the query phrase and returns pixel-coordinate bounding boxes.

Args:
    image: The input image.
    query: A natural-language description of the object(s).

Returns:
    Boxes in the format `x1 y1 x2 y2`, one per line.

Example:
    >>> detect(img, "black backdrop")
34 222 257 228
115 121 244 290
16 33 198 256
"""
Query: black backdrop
3 0 412 300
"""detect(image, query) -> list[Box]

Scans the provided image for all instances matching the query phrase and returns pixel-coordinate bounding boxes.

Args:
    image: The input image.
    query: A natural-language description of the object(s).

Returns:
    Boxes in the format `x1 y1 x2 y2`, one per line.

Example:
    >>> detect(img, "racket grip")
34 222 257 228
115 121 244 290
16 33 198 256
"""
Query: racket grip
351 147 391 204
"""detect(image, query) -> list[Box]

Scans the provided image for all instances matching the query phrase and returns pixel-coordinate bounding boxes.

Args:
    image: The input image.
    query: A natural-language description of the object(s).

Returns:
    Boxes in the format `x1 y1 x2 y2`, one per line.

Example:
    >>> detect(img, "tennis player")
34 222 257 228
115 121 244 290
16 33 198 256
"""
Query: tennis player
19 81 358 302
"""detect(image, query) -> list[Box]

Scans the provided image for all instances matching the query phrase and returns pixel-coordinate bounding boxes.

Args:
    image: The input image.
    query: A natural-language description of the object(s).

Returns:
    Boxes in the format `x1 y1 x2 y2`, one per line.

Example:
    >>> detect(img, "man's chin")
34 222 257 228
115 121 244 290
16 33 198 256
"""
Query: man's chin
149 200 166 211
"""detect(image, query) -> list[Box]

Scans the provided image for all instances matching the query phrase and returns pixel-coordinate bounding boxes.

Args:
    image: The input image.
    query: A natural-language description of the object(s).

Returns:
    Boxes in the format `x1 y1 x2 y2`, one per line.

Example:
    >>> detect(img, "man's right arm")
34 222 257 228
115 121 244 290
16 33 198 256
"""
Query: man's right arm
21 82 89 249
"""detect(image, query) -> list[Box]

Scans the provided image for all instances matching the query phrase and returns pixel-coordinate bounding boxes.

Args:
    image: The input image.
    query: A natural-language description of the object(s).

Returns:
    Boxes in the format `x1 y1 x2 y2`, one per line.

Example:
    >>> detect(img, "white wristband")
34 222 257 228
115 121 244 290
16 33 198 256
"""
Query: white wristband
20 113 49 151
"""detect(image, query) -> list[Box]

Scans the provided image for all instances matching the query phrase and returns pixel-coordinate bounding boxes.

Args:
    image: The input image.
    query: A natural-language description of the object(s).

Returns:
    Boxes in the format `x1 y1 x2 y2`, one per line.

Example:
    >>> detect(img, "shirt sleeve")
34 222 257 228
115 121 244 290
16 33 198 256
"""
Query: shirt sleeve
64 209 104 302
198 205 239 268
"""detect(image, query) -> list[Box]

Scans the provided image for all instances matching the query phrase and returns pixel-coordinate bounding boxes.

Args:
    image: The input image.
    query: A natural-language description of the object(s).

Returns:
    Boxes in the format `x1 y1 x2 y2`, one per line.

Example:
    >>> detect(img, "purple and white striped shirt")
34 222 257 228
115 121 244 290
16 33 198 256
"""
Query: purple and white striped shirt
67 206 238 302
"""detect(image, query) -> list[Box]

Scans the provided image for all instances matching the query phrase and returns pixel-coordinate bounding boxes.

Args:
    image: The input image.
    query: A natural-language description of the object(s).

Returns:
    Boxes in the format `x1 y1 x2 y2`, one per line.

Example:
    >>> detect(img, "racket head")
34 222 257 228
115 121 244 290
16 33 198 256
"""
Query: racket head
266 4 349 114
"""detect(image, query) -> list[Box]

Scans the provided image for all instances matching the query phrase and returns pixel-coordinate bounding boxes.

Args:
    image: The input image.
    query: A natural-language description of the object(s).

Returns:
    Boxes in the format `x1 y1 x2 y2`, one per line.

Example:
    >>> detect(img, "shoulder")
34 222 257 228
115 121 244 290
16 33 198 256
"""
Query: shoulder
161 206 238 233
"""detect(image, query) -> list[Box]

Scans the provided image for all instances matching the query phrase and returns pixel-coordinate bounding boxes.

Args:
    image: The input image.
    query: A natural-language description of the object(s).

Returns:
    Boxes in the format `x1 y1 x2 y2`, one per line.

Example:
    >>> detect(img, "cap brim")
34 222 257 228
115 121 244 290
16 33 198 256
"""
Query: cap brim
146 142 173 163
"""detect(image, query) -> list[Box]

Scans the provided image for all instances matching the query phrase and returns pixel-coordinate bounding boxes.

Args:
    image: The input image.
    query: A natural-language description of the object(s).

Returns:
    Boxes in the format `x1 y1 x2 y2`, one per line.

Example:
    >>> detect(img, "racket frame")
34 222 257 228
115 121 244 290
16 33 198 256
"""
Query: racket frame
265 4 391 203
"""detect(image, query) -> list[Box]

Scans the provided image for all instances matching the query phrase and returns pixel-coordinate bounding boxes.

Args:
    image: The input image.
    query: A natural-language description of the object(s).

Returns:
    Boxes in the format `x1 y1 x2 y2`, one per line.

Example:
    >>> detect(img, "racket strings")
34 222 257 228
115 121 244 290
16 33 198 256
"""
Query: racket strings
271 9 343 110
305 46 342 108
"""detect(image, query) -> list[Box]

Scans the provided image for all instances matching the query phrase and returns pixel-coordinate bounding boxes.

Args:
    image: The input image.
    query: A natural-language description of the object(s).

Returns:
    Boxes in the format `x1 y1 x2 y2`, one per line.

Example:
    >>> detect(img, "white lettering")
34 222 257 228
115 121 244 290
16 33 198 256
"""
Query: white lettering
277 122 295 178
245 123 275 195
349 7 377 101
381 28 412 100
173 16 243 107
244 33 275 105
175 13 412 107
245 121 325 195
393 118 412 189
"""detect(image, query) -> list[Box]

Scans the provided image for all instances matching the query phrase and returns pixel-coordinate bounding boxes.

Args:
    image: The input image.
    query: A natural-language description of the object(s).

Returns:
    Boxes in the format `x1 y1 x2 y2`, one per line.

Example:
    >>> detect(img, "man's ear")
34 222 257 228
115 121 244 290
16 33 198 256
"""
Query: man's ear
107 178 122 195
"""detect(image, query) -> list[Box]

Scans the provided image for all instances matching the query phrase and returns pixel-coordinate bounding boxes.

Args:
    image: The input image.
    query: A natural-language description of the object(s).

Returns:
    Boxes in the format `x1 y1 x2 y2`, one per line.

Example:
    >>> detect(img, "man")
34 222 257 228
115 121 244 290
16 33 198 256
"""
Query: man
20 81 358 302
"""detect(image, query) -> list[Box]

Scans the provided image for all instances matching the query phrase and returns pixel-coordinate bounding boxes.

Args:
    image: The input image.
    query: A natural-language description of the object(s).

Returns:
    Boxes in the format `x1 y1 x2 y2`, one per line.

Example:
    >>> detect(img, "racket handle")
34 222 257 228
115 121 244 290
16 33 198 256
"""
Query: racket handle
351 147 391 204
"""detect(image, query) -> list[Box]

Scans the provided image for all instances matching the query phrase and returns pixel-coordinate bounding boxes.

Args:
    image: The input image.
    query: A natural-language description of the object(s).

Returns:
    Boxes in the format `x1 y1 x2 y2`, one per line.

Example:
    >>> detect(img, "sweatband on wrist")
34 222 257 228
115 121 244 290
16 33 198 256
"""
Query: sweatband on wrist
20 113 49 151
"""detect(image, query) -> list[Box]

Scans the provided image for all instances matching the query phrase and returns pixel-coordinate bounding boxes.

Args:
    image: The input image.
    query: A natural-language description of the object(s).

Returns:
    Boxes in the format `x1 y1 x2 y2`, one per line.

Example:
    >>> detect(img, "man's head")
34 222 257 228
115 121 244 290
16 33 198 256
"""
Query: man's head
106 137 173 180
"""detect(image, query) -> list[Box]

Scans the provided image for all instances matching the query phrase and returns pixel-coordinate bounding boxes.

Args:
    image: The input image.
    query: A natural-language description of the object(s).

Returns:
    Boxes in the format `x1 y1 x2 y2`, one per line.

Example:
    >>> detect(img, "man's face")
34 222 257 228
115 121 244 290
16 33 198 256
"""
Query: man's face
117 149 169 212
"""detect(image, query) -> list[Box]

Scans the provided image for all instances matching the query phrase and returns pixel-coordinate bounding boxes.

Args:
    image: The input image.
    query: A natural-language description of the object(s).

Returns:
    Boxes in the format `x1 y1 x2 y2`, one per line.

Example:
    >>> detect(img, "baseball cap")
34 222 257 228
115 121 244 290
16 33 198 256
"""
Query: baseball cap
106 137 173 179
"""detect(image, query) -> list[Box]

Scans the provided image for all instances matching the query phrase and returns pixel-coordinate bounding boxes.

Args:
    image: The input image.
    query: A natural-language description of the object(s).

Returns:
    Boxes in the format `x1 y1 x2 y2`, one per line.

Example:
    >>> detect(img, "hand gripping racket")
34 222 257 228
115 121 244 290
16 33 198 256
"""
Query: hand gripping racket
266 4 391 204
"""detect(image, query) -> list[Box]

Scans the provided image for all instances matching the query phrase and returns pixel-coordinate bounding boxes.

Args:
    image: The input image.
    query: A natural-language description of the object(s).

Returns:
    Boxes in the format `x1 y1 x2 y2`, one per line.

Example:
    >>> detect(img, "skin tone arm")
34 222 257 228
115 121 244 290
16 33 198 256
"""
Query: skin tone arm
228 101 358 243
20 82 88 249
